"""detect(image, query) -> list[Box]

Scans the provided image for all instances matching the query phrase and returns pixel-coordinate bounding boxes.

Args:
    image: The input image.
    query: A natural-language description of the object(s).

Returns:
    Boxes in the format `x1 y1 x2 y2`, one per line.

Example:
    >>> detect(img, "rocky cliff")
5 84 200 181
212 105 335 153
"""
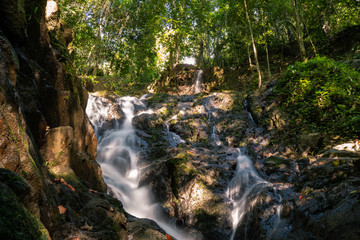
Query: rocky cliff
0 1 167 239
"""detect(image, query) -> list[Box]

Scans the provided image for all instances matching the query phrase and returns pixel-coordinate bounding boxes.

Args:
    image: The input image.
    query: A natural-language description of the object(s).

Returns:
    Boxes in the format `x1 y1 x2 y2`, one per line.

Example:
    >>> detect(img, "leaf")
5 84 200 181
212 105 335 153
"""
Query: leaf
350 190 358 194
58 205 67 214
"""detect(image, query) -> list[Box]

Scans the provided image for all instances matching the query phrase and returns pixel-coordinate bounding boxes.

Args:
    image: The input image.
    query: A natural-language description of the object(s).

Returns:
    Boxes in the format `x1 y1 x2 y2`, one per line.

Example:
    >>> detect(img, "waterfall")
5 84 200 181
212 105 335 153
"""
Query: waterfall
226 149 285 240
203 93 222 146
194 70 203 94
226 149 268 240
164 115 185 148
244 98 257 128
86 94 190 240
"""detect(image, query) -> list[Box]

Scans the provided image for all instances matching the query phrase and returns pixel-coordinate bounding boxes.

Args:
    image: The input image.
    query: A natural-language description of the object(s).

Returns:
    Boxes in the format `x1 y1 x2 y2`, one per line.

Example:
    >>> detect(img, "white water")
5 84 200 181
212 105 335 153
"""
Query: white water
194 70 203 94
164 115 186 148
202 93 222 146
226 149 268 240
86 94 190 240
244 98 257 128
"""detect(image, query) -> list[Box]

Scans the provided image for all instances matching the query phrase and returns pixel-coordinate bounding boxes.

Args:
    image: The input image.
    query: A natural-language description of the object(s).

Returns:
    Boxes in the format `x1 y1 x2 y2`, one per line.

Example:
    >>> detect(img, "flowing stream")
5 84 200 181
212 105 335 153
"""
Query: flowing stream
226 149 268 240
194 70 203 94
226 149 284 240
86 94 189 240
86 92 283 240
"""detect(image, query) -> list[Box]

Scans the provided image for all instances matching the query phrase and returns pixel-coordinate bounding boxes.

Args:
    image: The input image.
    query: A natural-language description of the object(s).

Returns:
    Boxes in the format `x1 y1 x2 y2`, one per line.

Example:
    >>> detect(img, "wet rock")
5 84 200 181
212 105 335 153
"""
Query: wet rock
85 116 97 160
263 156 292 182
127 216 167 240
180 95 195 102
0 168 31 200
288 147 360 240
0 182 48 240
73 152 107 191
80 198 128 239
133 113 157 131
139 147 234 239
0 34 19 85
0 0 27 42
40 126 75 176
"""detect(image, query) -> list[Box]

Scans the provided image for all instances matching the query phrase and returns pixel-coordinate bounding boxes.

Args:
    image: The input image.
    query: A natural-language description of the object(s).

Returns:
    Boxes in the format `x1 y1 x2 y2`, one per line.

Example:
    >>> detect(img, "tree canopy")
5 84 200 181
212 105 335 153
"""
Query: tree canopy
58 0 360 83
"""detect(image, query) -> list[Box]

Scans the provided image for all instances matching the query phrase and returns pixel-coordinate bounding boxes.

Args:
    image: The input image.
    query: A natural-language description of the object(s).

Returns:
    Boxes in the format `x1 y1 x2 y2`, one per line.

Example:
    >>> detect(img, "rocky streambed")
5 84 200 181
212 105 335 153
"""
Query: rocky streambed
85 89 360 240
1 0 359 239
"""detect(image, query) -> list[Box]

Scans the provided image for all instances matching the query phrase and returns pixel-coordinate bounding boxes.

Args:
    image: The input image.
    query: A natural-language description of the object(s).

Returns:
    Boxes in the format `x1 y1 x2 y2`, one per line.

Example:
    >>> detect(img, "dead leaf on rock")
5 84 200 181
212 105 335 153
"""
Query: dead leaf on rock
89 189 98 194
58 205 67 214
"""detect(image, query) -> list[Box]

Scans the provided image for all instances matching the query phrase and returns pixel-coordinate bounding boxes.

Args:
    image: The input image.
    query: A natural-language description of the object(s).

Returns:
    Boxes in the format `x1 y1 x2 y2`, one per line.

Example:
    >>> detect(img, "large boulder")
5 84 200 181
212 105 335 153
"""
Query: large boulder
40 126 74 176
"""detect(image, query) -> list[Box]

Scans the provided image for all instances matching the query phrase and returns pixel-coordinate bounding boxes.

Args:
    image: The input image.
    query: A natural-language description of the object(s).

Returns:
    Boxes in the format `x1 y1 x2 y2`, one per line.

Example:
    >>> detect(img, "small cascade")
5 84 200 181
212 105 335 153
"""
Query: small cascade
226 149 269 240
193 70 203 94
164 115 185 148
244 98 257 128
86 94 190 240
86 94 118 138
203 93 223 146
211 124 222 146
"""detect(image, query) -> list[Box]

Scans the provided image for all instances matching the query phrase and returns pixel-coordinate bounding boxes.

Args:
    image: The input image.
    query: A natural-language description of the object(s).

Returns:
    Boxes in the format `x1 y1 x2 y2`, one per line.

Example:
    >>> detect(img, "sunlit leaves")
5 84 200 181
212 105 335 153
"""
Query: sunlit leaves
57 0 360 83
275 56 360 137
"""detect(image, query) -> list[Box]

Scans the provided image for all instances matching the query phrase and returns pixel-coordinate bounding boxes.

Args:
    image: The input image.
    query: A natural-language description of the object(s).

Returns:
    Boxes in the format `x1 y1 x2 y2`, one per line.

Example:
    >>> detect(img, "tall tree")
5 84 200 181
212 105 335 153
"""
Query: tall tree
292 0 307 61
244 0 262 88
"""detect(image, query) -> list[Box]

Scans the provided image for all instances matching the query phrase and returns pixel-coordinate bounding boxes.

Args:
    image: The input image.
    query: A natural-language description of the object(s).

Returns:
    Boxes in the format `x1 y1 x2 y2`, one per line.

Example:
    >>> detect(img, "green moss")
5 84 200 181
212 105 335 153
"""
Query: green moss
0 182 49 240
166 153 198 198
147 93 170 107
230 92 245 113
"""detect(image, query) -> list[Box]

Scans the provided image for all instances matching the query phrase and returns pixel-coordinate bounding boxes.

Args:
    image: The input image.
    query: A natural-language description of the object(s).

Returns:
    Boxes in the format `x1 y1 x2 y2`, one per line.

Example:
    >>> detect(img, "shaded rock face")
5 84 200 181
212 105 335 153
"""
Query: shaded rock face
0 1 170 239
0 0 104 189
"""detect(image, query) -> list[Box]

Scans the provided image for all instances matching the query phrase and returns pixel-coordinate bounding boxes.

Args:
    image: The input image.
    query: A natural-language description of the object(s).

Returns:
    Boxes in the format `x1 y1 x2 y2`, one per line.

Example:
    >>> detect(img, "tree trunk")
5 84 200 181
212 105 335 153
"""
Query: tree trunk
244 0 262 88
198 37 204 68
169 48 175 72
292 0 307 61
247 41 253 67
265 40 271 77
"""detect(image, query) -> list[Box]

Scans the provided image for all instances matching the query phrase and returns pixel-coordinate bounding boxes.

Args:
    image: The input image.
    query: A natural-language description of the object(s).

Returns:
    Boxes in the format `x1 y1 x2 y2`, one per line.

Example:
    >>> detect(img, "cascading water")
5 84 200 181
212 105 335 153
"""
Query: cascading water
194 70 203 94
227 149 270 240
244 98 257 128
203 93 222 146
164 115 185 148
86 94 190 240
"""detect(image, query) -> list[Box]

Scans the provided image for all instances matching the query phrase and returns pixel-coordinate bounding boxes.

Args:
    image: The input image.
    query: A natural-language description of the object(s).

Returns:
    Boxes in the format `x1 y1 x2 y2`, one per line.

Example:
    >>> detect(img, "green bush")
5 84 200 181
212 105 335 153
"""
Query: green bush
274 56 360 137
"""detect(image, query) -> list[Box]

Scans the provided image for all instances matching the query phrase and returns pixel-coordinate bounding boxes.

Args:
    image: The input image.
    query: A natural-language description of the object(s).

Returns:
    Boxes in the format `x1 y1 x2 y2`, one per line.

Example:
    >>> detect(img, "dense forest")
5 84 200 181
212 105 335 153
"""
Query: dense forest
58 0 359 81
58 0 360 138
1 0 360 239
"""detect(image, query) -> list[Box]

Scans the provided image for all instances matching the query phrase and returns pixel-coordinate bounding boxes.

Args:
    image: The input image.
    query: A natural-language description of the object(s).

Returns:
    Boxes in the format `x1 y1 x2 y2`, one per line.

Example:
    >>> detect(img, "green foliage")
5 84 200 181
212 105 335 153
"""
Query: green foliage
57 0 360 90
274 56 360 137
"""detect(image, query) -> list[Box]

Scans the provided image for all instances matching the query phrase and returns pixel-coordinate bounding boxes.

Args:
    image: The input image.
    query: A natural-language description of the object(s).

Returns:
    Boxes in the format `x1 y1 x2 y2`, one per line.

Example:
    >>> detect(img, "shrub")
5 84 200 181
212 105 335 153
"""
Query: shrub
274 56 360 138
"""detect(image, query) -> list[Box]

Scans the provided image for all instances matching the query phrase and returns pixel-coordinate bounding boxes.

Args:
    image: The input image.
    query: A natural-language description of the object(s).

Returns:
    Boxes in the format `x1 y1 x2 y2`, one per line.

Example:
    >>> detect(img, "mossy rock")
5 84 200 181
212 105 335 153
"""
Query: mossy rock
127 217 167 240
322 149 360 159
0 182 48 240
263 156 291 175
0 168 31 200
147 93 171 108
